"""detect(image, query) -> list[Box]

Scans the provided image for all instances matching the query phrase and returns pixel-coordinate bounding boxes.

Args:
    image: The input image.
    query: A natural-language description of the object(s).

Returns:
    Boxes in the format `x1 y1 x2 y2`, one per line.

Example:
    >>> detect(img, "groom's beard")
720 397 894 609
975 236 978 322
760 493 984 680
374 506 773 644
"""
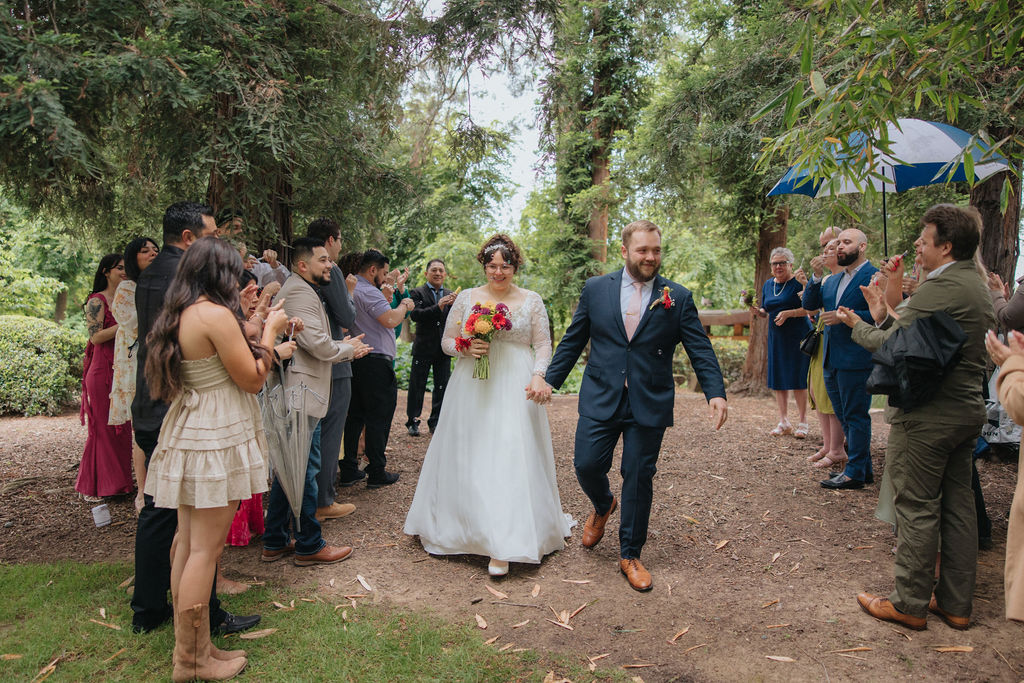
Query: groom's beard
625 258 660 283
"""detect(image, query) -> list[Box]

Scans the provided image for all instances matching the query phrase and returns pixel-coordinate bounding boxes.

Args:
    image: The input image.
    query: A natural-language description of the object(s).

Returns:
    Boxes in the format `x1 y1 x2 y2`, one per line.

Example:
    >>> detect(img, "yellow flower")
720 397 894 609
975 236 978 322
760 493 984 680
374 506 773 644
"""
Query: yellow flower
484 301 496 309
474 319 493 335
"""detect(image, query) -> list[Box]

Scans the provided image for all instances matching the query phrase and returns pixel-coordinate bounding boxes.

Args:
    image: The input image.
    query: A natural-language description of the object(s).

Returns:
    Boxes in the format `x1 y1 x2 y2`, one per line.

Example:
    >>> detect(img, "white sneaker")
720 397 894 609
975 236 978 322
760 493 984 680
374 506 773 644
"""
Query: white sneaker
487 558 509 576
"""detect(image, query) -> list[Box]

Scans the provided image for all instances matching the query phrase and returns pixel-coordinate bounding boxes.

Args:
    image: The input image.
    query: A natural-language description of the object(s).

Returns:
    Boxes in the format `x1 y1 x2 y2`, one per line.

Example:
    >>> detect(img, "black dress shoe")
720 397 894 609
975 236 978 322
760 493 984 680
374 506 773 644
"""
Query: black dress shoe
407 423 421 437
213 612 261 635
366 471 400 489
338 469 367 487
820 473 864 490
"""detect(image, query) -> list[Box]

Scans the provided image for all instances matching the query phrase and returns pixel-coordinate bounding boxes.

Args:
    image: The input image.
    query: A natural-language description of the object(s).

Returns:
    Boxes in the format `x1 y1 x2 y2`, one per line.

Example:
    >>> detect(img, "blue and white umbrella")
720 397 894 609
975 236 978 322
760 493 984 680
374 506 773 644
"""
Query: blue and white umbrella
768 118 1009 254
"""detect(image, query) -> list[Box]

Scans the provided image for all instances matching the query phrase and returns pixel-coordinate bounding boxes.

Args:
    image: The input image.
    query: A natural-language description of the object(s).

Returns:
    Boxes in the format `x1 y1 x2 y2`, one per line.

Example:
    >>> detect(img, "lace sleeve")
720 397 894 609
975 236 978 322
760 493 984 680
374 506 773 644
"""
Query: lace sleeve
441 290 471 357
529 291 552 376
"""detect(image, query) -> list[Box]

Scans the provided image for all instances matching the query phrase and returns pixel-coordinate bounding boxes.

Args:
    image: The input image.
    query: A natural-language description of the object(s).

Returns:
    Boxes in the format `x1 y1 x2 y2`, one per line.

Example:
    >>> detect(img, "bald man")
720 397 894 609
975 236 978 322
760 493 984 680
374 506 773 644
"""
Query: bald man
802 228 879 489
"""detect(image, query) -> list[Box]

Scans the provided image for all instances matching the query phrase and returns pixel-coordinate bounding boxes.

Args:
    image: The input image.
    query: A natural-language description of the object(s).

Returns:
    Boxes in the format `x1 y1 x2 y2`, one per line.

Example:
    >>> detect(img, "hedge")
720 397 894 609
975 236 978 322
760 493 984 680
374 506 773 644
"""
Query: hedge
0 315 87 416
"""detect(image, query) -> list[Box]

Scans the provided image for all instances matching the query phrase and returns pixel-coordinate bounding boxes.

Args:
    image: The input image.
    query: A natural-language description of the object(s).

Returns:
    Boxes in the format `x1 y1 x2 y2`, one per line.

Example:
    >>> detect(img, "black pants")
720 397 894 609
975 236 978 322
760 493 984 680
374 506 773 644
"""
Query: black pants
131 428 225 632
406 354 451 431
341 356 397 481
318 376 352 507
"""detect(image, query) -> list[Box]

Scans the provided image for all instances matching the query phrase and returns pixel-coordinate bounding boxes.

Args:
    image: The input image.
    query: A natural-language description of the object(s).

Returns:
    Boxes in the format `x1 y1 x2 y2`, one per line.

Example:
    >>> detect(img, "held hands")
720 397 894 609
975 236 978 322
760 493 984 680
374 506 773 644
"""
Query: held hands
709 397 728 431
342 333 372 359
465 338 490 359
524 375 552 404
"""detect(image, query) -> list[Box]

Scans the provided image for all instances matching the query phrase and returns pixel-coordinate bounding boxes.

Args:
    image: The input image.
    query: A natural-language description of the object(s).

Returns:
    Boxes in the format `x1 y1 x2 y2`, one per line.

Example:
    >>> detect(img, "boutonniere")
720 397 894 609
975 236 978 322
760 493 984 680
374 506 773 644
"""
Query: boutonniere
649 286 675 311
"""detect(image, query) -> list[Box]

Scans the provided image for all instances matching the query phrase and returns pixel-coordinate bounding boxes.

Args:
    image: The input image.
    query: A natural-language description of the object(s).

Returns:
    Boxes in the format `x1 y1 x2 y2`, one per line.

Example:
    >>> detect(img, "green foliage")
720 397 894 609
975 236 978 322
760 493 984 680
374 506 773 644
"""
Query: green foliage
395 340 413 391
758 0 1024 194
675 338 748 387
0 315 86 416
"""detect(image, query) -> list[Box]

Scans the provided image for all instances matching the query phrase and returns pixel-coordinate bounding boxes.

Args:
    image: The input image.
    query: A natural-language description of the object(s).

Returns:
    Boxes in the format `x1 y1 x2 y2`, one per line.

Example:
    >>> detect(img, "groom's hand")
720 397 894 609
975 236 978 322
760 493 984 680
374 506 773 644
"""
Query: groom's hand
709 397 728 431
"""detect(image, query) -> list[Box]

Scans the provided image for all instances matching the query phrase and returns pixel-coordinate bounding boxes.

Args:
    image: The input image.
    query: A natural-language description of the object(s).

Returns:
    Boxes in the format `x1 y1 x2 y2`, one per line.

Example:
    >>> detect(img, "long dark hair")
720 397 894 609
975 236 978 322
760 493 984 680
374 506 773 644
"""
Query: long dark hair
145 237 271 401
90 253 122 295
123 237 158 282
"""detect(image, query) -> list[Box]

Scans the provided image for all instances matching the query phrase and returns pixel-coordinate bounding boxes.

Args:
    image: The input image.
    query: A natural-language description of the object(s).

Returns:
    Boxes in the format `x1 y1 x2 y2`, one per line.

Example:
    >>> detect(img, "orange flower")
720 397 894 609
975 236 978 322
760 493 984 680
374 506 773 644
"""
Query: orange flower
474 318 493 335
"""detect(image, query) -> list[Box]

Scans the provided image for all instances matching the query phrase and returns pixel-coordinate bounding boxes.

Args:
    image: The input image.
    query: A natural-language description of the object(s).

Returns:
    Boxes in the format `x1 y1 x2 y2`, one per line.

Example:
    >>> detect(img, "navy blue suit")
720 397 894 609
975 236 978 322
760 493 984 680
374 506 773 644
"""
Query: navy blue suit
546 270 726 558
802 261 878 482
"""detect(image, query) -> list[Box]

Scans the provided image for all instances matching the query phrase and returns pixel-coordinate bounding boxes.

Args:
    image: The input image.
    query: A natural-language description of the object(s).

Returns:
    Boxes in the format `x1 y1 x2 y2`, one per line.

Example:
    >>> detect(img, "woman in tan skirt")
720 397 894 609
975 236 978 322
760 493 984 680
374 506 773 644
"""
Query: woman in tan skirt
144 237 290 681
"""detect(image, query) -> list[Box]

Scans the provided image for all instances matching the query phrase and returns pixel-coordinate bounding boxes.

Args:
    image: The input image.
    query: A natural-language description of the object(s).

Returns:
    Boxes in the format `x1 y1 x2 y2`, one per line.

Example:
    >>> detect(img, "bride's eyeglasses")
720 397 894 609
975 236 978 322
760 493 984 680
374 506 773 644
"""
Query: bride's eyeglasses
484 263 514 273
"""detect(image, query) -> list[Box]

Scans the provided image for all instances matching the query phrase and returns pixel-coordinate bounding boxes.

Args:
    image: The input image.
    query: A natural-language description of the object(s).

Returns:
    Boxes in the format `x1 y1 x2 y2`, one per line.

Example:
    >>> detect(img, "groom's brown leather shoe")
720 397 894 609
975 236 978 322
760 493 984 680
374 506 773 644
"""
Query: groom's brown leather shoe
857 593 926 630
928 596 969 630
619 558 653 591
581 498 617 549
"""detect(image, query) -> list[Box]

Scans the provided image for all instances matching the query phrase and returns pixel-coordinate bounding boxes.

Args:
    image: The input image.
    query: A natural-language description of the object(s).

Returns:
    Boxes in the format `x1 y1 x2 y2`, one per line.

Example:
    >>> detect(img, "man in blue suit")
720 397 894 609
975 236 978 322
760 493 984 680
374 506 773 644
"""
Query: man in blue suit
802 228 878 490
544 220 728 591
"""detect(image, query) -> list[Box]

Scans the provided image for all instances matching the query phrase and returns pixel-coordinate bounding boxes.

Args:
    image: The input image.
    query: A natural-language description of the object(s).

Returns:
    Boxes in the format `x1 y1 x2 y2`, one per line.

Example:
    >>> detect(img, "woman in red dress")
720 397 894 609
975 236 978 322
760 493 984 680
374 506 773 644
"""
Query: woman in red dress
76 254 134 501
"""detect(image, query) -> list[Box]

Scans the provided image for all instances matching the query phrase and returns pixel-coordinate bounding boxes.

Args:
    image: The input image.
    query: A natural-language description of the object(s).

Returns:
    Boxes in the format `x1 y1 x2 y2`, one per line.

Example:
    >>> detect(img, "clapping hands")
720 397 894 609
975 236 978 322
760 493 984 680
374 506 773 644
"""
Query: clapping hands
986 329 1024 366
343 333 372 359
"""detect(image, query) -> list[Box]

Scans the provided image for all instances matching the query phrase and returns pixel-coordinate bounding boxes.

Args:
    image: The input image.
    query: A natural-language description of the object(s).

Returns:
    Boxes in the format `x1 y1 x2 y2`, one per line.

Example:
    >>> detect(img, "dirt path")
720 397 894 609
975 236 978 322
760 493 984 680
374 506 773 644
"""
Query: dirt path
1 392 1022 681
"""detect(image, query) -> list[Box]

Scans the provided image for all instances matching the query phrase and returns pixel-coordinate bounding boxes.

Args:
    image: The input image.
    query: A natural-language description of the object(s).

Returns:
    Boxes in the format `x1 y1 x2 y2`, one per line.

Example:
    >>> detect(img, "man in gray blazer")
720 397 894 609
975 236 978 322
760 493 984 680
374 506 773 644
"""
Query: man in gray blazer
262 237 370 567
306 218 359 520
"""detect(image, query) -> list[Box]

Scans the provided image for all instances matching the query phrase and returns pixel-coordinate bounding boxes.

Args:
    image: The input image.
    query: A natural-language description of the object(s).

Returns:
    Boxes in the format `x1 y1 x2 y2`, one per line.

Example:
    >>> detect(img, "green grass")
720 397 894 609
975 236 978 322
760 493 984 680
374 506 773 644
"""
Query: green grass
0 562 598 681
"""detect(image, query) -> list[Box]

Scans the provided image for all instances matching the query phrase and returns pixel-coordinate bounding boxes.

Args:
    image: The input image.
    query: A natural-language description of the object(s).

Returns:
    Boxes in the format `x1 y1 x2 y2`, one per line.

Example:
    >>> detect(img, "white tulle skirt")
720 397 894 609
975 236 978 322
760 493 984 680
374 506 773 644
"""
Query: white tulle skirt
403 340 571 563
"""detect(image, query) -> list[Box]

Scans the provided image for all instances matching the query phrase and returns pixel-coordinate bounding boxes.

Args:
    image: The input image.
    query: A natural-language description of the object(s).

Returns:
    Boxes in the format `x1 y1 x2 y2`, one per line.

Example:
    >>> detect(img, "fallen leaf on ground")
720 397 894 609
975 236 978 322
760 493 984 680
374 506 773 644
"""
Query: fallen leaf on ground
102 648 126 662
668 626 690 643
2 654 23 660
99 607 106 619
117 575 134 589
511 619 530 628
714 540 729 550
762 599 779 608
531 584 541 598
498 643 514 652
828 647 871 653
853 545 874 550
31 655 60 683
766 655 796 662
622 663 655 669
682 515 700 525
356 575 373 591
485 585 508 600
569 603 587 619
682 643 708 654
239 628 278 640
484 635 499 645
589 653 610 662
766 624 790 629
546 618 574 631
301 598 315 603
770 552 781 563
89 619 121 631
935 646 973 653
329 578 335 587
561 579 591 584
475 614 487 629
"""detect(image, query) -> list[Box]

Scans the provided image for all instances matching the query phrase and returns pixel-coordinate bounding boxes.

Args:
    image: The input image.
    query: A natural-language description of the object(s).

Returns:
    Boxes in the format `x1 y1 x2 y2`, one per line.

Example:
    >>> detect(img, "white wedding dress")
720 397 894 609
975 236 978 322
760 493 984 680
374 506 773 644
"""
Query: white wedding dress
403 287 572 563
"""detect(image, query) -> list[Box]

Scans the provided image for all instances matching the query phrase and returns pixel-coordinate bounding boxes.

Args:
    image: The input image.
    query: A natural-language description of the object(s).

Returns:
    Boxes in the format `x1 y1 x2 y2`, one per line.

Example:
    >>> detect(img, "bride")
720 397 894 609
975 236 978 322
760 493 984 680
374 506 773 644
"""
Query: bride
403 234 571 576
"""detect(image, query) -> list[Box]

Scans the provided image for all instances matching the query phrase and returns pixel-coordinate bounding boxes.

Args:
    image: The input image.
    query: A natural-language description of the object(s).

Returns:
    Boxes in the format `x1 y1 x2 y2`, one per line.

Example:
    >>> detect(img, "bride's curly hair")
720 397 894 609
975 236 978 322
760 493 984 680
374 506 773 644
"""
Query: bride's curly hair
145 237 271 401
476 233 523 272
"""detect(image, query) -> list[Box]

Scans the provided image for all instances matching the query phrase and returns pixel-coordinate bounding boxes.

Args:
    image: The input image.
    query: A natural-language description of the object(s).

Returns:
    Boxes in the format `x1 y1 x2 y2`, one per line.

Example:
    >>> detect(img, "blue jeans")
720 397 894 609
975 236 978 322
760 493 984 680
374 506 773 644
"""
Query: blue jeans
264 422 325 556
823 366 873 482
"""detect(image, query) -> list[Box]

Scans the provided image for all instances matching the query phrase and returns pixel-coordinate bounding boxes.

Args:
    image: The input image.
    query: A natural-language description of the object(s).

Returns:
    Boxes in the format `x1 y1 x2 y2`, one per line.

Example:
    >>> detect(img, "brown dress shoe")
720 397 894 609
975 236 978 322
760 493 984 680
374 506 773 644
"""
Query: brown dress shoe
856 593 926 630
260 541 296 563
294 544 353 566
928 596 969 630
619 558 653 592
582 498 617 549
316 502 356 521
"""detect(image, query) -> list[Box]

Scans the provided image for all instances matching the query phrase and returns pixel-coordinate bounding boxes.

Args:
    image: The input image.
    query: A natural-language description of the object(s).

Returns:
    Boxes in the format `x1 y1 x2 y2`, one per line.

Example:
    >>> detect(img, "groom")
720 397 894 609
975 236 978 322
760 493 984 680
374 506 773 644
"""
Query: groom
544 220 728 591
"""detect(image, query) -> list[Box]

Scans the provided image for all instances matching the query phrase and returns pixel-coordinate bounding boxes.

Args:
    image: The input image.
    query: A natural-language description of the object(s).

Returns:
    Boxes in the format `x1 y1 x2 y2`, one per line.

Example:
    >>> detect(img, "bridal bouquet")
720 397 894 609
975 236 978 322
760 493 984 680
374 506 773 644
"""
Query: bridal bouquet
454 301 512 379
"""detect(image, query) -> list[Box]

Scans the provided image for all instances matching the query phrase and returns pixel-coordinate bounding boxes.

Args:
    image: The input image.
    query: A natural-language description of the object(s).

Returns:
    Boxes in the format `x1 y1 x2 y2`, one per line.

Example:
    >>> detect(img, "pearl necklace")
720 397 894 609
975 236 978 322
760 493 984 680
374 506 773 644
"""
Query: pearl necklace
772 278 788 297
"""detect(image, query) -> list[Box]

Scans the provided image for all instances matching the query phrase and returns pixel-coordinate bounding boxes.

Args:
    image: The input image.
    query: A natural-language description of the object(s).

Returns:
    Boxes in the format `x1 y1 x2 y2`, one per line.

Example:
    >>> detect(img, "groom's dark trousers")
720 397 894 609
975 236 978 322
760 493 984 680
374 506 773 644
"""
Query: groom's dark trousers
575 388 665 558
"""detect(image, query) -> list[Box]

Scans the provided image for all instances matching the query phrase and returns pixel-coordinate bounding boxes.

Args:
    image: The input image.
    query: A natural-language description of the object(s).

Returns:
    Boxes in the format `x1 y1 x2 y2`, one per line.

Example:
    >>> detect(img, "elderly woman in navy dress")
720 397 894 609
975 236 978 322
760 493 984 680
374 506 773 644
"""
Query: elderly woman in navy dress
753 247 811 437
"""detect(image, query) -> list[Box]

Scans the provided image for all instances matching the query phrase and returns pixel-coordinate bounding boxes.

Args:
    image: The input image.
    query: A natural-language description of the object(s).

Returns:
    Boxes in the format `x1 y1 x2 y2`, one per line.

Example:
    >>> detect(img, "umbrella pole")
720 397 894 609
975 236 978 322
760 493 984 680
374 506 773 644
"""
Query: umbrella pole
881 168 889 257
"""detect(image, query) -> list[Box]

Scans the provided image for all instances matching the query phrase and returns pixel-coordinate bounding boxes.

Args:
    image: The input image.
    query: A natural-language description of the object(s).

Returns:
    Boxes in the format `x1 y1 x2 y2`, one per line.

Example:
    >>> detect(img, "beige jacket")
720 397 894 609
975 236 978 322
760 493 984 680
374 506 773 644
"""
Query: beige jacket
274 273 354 419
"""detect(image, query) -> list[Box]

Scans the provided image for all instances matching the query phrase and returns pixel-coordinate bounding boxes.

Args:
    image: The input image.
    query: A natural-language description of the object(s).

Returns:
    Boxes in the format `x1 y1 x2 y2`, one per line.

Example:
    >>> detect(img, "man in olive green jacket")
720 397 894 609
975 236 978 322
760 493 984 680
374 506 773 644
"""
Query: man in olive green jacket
837 204 994 631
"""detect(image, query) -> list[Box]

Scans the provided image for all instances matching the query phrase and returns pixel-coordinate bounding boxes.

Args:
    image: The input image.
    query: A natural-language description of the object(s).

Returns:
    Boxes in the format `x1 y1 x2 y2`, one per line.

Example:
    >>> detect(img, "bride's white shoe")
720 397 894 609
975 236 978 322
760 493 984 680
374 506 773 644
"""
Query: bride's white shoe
488 558 509 577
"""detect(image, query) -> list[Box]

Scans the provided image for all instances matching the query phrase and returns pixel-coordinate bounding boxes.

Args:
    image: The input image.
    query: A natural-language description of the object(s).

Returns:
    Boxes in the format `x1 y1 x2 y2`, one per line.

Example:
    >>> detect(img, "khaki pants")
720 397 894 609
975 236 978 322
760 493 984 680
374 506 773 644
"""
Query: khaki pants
1006 448 1024 620
887 419 980 618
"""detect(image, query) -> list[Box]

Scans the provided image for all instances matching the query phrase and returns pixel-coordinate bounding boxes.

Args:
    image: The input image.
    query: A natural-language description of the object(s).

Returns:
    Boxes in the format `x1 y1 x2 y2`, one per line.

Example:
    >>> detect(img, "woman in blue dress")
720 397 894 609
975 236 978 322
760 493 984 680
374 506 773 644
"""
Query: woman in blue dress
755 247 811 437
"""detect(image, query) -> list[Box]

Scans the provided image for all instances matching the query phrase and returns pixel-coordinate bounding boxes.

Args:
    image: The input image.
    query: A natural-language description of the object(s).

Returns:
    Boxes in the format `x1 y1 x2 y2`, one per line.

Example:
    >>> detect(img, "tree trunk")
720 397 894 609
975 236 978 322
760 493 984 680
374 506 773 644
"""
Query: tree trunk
973 168 1022 284
733 201 788 395
271 171 293 266
54 289 67 324
588 148 610 263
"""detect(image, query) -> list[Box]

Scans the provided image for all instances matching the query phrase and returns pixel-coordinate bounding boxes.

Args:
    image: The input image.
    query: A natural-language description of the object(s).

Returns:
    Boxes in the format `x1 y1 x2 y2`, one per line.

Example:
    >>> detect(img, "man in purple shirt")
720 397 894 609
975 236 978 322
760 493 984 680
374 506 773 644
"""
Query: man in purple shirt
339 249 413 488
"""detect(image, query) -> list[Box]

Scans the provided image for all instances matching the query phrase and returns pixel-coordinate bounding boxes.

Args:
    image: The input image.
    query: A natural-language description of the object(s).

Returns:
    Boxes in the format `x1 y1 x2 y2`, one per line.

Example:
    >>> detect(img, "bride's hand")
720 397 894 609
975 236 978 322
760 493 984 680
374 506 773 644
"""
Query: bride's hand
525 375 552 404
466 339 489 358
